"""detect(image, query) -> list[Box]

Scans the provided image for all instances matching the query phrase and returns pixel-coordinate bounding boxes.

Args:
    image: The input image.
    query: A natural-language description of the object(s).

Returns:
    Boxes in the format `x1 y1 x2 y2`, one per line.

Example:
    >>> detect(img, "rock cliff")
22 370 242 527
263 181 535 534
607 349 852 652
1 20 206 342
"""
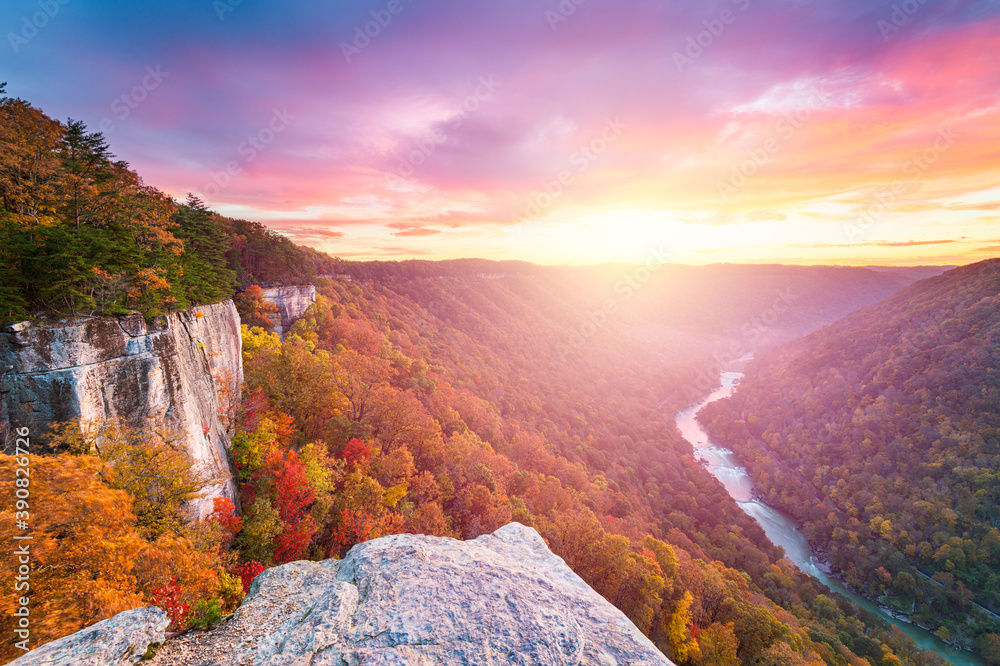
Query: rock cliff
260 284 316 335
0 301 242 516
14 523 674 665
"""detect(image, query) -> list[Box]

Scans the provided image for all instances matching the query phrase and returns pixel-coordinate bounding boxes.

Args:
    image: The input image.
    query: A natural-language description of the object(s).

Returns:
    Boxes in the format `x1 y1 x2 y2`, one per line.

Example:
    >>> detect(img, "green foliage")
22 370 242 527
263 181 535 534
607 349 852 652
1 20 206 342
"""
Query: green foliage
0 96 336 325
234 498 282 566
170 195 236 307
139 642 162 661
188 598 224 631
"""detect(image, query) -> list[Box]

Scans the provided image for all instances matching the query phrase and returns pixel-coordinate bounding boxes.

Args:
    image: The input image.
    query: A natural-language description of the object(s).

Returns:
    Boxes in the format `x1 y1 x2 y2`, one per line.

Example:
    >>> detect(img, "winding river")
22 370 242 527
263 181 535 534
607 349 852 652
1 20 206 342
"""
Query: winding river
675 370 984 666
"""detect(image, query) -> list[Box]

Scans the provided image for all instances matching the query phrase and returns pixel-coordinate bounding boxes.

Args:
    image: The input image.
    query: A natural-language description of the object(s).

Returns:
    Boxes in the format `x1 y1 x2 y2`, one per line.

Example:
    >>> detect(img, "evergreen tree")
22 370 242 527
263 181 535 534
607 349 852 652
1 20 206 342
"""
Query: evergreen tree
171 195 236 307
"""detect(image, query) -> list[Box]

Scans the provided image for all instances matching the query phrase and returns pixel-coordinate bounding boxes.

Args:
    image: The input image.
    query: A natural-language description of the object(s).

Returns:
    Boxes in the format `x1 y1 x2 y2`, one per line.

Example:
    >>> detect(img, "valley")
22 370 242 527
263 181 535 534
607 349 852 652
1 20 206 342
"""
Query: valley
678 369 985 665
701 261 1000 663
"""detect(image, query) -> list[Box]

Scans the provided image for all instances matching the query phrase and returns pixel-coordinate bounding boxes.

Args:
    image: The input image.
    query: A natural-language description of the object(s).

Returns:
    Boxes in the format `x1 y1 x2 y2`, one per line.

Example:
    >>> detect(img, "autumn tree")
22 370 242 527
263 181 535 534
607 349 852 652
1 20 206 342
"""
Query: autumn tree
0 454 225 660
234 284 279 329
48 420 215 539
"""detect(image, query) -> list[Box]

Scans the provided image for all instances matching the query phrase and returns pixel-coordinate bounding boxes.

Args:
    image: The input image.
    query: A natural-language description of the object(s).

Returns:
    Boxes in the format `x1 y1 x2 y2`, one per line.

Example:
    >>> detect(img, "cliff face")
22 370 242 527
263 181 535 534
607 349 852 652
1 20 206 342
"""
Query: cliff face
0 301 242 516
260 284 316 335
15 523 672 666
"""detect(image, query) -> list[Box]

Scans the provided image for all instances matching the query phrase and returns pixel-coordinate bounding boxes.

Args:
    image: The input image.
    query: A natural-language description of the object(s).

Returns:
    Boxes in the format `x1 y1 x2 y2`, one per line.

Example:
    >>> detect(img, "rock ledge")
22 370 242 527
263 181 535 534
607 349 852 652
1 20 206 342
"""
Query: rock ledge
16 523 671 665
150 523 671 664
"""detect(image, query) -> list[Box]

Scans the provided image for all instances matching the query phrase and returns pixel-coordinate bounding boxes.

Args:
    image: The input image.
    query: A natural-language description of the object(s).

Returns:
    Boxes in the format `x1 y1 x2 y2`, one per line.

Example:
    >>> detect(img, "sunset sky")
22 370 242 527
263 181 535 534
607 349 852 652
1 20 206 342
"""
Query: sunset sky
2 0 998 266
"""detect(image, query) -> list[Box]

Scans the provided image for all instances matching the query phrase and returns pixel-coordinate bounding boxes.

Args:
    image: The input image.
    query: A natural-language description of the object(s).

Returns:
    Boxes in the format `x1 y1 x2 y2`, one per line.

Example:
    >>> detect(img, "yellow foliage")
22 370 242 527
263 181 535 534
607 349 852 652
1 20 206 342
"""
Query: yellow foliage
667 591 699 662
48 420 215 539
696 622 740 666
242 324 281 360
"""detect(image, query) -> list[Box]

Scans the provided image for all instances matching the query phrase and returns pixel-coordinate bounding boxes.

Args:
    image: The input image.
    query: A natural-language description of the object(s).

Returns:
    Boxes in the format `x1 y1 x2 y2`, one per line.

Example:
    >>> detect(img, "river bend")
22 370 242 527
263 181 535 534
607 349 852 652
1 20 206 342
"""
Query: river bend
675 371 983 666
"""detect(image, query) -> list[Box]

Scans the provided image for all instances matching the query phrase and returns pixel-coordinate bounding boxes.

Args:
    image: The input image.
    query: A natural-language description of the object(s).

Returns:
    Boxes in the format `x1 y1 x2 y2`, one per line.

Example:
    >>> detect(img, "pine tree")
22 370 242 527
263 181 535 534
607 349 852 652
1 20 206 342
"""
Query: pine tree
172 195 236 306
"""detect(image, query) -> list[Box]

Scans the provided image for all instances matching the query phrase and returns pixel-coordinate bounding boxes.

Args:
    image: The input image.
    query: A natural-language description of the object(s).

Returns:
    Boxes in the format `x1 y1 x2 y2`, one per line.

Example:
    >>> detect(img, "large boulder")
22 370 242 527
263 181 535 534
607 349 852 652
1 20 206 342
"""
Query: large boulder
9 607 169 665
148 523 672 665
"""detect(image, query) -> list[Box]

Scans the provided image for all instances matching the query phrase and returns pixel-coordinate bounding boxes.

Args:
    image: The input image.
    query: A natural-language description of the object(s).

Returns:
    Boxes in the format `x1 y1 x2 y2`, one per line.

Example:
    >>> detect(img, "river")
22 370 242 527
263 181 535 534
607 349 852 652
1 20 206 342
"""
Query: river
675 370 984 666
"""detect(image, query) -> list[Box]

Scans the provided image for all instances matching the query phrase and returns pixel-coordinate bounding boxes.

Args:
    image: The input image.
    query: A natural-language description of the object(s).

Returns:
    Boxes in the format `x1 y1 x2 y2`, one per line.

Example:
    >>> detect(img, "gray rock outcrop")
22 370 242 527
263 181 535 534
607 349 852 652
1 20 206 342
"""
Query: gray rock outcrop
147 522 673 665
0 301 242 516
9 606 169 665
260 284 316 335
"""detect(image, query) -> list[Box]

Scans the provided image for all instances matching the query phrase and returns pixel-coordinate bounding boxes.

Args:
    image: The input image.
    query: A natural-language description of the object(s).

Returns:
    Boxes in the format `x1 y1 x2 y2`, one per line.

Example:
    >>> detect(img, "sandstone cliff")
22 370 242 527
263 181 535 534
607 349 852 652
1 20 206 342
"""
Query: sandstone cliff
260 284 316 335
12 524 674 665
0 301 242 516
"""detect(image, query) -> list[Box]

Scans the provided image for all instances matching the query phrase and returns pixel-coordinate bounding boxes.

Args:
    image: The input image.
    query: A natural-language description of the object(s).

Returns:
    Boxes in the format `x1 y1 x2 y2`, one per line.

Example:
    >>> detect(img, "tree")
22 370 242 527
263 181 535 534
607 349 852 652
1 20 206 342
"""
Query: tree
977 633 1000 666
234 284 279 329
0 455 144 661
272 450 318 563
49 420 215 539
667 591 700 662
696 622 739 666
0 97 65 226
59 119 114 228
171 194 236 306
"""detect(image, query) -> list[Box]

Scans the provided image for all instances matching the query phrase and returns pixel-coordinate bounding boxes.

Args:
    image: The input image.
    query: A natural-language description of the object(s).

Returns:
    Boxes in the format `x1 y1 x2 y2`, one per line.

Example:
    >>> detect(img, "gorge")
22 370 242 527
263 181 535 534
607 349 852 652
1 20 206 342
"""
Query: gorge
675 370 984 665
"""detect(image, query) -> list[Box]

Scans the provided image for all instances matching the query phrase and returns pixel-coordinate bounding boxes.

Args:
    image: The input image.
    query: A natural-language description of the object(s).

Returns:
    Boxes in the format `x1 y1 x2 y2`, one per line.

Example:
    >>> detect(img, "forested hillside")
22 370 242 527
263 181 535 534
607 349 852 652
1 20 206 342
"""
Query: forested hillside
702 260 1000 661
212 260 949 666
0 84 334 325
0 89 956 665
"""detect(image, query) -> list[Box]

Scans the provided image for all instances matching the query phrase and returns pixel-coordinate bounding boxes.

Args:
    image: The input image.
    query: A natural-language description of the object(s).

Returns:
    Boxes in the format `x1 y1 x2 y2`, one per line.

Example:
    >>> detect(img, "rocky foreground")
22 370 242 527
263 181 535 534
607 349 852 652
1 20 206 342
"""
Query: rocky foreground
12 523 672 665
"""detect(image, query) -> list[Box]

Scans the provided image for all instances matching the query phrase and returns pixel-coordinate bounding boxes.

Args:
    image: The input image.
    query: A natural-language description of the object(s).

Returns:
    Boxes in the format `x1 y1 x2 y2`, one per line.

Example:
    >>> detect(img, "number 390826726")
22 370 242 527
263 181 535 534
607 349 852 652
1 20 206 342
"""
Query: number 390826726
14 426 30 514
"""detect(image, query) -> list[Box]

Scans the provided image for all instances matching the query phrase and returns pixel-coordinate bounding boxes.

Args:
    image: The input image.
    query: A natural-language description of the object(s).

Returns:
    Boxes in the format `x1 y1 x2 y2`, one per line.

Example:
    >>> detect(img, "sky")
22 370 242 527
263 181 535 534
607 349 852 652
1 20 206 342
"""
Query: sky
2 0 999 266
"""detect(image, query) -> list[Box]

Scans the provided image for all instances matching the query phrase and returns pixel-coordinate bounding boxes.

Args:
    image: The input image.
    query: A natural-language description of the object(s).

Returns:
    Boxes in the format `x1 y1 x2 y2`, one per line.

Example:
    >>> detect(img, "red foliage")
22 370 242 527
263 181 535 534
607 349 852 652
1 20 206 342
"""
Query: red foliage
273 516 317 563
152 575 189 631
210 497 243 549
340 438 372 470
270 450 318 563
239 480 259 511
239 390 270 433
235 561 266 594
274 451 314 522
329 508 388 554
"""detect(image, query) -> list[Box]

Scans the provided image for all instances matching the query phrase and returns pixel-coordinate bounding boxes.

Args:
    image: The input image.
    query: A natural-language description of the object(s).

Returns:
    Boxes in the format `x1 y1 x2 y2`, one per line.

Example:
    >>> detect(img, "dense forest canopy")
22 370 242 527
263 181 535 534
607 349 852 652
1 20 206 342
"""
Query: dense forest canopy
222 268 951 666
702 259 1000 661
0 90 973 665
